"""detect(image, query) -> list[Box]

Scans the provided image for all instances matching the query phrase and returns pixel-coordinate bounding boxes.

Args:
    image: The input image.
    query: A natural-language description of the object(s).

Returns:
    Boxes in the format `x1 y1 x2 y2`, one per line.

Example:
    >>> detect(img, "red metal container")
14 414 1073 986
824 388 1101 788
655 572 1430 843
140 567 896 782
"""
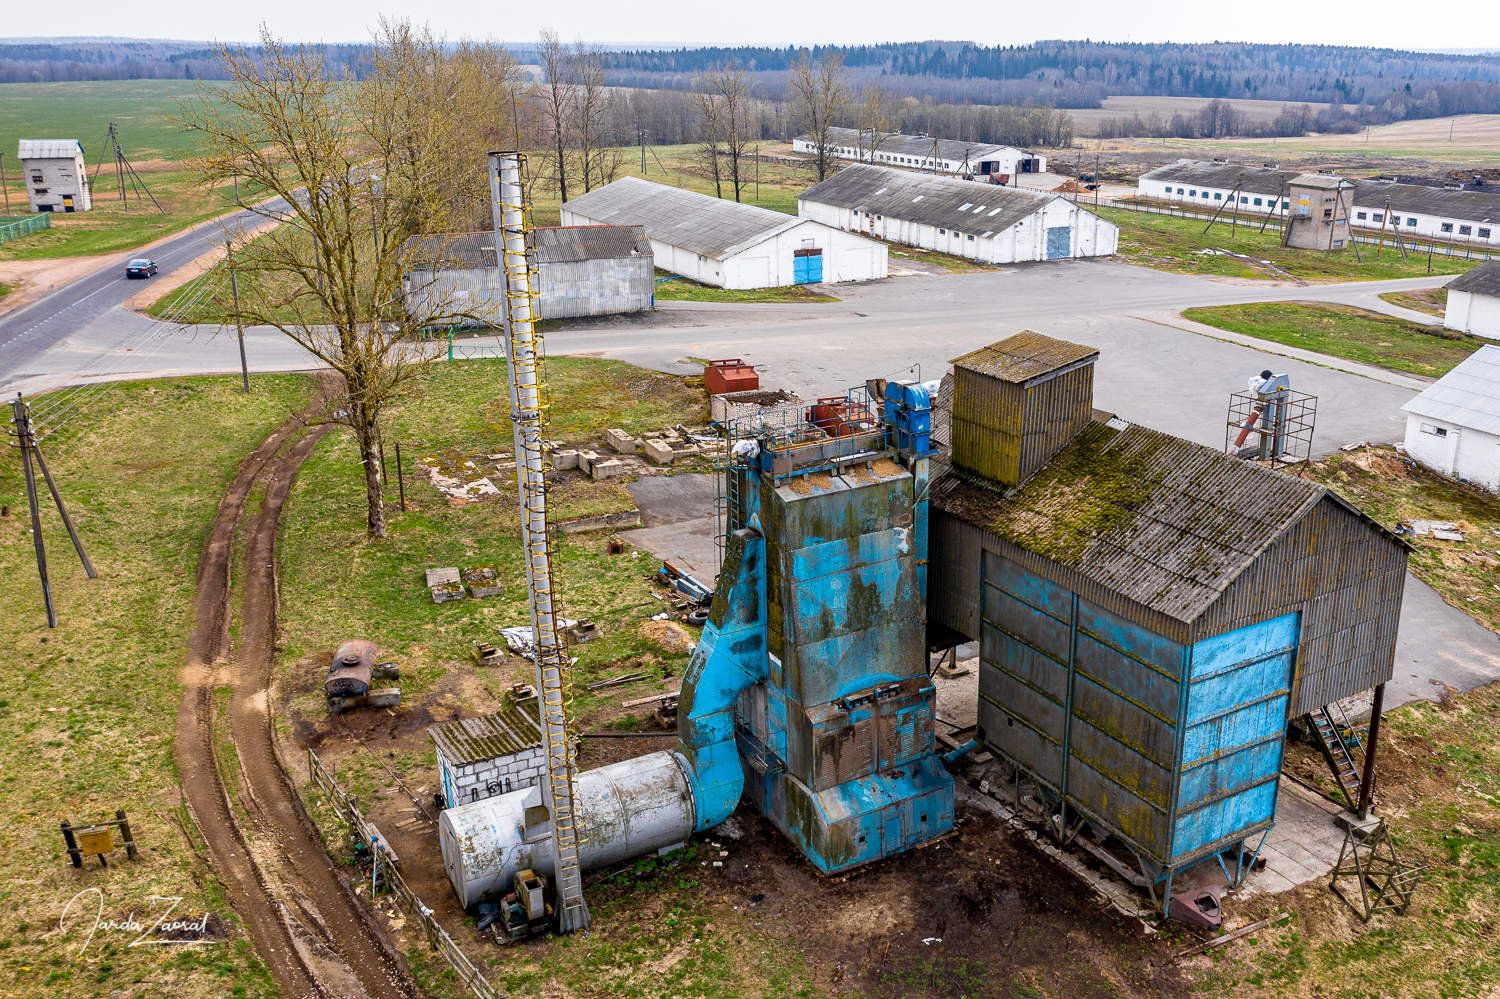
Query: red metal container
704 358 759 395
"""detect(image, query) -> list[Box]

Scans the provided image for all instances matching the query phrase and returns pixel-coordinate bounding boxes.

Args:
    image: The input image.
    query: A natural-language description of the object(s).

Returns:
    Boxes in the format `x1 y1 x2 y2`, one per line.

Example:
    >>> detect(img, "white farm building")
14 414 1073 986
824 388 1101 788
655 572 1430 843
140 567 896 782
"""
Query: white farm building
560 177 886 289
792 127 1045 181
1402 342 1500 489
18 139 91 213
1444 263 1500 338
798 165 1118 263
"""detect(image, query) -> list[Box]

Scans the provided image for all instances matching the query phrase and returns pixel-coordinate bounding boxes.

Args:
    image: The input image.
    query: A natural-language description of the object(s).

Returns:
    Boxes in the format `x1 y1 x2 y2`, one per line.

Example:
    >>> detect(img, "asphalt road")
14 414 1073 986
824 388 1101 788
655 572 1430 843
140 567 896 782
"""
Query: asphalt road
0 198 288 395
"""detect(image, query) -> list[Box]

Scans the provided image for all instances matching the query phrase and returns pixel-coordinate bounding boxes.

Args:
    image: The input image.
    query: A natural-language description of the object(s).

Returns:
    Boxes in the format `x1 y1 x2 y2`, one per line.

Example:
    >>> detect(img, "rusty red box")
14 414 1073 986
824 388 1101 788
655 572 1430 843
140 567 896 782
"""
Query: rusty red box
704 358 759 395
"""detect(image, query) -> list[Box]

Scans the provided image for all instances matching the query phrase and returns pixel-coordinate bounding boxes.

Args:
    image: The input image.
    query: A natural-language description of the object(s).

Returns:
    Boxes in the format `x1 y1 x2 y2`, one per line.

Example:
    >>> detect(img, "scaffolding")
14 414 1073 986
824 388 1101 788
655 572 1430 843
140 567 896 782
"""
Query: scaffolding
1225 384 1318 465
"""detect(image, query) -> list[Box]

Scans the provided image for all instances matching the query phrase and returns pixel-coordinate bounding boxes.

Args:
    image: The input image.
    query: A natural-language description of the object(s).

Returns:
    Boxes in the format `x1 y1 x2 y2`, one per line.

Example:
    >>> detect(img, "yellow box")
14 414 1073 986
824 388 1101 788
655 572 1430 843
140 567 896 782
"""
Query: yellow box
75 828 114 856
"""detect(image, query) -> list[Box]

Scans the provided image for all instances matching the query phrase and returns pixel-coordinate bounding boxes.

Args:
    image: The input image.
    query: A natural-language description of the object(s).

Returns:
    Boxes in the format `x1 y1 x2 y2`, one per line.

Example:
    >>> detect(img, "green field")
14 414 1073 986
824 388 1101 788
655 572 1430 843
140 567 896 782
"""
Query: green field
1182 301 1484 376
0 80 210 165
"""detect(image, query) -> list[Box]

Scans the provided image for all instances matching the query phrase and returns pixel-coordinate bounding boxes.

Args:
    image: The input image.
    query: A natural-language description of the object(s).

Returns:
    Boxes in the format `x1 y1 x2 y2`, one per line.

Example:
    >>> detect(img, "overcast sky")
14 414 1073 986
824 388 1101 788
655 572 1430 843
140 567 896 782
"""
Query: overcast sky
8 1 1495 54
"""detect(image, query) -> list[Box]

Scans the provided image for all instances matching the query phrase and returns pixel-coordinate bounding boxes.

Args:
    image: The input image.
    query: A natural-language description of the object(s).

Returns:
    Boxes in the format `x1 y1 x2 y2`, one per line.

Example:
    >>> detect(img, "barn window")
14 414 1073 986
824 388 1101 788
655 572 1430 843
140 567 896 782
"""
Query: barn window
1373 213 1384 222
1460 225 1472 235
1481 228 1492 238
1442 223 1453 233
1284 201 1291 209
1420 424 1448 437
1406 218 1416 226
1177 188 1185 194
1189 189 1197 196
1241 196 1249 203
967 234 974 240
1254 198 1262 206
939 229 946 234
1356 212 1367 220
1214 192 1222 200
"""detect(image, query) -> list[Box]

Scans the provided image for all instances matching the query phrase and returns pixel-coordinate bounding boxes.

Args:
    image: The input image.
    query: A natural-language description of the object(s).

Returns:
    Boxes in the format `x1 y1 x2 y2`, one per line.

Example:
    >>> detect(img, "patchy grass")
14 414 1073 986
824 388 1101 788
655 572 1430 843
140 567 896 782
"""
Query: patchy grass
1381 286 1450 318
0 373 314 999
886 242 1001 274
1181 301 1484 377
653 271 840 304
1096 205 1486 282
1305 446 1500 631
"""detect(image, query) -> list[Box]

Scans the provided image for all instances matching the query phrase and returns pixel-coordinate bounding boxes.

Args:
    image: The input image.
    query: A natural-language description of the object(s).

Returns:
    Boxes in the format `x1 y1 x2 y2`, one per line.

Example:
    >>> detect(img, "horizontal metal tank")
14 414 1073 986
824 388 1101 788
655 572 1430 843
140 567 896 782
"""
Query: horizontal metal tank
439 751 696 908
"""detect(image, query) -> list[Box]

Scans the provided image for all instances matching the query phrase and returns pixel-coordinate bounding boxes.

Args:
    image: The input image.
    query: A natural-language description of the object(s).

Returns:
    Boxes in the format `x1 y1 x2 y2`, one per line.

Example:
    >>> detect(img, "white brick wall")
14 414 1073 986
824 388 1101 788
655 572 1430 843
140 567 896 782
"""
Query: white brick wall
441 745 547 807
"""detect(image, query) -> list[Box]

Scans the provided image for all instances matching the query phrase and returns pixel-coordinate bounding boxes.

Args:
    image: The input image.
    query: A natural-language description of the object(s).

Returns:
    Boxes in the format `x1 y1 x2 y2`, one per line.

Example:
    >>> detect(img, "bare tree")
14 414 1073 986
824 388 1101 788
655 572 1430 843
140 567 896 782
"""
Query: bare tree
571 41 612 193
536 30 577 202
706 63 753 201
690 76 727 198
855 81 895 163
175 22 485 538
786 50 852 181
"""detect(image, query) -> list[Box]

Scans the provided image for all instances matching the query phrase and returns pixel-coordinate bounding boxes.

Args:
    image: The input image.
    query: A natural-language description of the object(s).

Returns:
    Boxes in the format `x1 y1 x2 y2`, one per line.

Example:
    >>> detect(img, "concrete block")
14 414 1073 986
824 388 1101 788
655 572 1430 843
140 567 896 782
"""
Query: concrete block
430 582 467 603
577 450 600 474
552 449 580 470
643 439 676 465
591 458 625 480
425 566 461 587
605 428 637 453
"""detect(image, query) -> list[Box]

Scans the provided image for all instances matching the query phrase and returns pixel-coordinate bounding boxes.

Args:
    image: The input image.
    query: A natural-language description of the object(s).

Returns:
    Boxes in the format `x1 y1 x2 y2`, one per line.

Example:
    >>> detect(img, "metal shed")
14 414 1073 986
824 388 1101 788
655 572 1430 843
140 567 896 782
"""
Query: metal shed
402 226 653 325
797 165 1117 263
561 176 887 289
927 332 1408 902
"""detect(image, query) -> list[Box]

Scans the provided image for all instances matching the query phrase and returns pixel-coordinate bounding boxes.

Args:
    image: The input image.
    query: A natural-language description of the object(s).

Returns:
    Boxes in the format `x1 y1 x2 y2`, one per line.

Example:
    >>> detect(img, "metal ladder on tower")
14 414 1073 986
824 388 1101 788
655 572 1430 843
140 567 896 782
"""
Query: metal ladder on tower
489 150 589 933
1306 705 1364 810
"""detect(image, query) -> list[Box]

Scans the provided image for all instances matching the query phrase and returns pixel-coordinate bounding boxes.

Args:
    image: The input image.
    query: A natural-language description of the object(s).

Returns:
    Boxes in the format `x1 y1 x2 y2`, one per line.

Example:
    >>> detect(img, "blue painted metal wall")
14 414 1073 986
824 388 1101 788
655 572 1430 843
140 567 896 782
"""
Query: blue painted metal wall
978 552 1293 872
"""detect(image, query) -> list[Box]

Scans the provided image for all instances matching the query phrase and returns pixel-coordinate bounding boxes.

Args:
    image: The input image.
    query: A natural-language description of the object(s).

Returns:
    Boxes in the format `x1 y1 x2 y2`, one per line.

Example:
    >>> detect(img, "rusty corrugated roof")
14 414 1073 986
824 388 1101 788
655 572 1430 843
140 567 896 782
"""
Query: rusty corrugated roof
930 419 1325 624
427 707 542 764
951 332 1099 385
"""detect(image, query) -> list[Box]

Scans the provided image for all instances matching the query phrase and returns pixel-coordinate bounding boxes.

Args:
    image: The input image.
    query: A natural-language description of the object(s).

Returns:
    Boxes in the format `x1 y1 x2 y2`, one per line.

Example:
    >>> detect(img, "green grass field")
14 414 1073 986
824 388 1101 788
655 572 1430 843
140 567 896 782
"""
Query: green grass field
0 373 313 999
0 80 211 165
1182 301 1483 376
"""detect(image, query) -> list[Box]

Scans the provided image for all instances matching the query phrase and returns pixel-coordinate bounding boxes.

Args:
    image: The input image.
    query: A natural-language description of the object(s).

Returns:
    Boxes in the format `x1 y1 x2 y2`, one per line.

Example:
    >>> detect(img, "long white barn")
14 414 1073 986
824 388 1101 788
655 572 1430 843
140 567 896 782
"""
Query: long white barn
798 165 1117 264
561 177 887 289
792 128 1045 180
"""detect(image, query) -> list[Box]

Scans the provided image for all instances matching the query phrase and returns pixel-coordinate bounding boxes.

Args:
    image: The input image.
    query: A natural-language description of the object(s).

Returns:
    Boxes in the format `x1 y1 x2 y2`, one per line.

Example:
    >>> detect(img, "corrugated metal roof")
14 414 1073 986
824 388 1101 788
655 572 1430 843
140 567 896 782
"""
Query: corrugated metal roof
951 330 1099 384
18 139 83 160
403 226 652 270
930 420 1325 625
1448 261 1500 298
1350 179 1500 223
1139 160 1299 198
802 127 1028 163
562 176 805 258
427 707 542 764
1290 175 1354 191
1401 343 1500 434
798 164 1078 236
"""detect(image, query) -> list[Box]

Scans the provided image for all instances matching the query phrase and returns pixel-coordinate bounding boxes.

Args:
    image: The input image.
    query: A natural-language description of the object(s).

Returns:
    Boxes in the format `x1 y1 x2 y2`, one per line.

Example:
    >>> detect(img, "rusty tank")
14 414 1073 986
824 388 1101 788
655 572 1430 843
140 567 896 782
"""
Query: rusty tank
325 639 377 696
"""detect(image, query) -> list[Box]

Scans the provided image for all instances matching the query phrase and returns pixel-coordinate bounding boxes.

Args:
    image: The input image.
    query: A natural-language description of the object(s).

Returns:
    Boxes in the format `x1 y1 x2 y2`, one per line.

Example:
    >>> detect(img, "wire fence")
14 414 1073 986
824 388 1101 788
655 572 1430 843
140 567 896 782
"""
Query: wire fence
307 747 504 999
0 214 49 245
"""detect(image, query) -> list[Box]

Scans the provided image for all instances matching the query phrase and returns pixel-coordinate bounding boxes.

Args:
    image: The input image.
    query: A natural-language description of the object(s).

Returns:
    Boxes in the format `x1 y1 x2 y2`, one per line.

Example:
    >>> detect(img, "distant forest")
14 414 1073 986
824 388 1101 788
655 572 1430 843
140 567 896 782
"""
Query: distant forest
0 39 365 83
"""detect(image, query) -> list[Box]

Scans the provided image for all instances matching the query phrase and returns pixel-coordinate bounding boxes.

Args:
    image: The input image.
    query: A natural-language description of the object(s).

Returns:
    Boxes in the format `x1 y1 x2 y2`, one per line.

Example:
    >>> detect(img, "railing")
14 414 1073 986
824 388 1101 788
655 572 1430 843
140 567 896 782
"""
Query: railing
307 748 503 999
0 214 50 245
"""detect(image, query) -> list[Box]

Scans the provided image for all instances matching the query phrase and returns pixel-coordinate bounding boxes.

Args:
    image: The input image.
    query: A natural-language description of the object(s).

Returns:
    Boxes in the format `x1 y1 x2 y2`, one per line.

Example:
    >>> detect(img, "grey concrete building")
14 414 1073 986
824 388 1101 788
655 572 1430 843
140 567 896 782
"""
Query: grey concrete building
19 140 92 213
402 225 654 326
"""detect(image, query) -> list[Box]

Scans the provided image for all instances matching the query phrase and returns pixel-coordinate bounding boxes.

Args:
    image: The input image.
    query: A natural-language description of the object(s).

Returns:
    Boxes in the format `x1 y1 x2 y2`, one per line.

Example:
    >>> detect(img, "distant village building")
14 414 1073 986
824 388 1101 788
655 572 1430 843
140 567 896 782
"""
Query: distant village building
792 127 1046 180
1443 263 1500 338
1284 175 1356 251
402 226 654 325
798 165 1117 263
561 176 887 289
1401 342 1500 489
18 140 91 213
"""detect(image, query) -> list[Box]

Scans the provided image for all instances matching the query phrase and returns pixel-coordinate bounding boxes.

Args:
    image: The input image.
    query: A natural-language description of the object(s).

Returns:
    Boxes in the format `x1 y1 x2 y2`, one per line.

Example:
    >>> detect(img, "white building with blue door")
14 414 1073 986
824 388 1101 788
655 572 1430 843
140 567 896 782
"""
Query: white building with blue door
797 165 1117 264
561 176 886 289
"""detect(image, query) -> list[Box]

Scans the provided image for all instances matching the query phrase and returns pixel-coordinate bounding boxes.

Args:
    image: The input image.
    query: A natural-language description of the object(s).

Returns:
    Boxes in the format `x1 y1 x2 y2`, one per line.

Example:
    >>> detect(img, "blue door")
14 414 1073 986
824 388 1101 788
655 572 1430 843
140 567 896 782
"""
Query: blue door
1046 226 1071 259
793 250 823 284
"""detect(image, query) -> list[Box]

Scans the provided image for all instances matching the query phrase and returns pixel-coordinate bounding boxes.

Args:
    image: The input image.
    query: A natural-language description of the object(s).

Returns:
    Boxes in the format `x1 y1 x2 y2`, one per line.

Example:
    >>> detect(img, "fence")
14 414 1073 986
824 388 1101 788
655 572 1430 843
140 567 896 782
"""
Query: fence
307 748 504 999
1104 197 1497 262
0 214 49 246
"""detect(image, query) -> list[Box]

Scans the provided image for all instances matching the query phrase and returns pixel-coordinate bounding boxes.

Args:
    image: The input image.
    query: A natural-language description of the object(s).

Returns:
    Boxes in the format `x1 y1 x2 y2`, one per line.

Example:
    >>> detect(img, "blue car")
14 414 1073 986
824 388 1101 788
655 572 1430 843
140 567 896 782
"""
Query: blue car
126 258 157 278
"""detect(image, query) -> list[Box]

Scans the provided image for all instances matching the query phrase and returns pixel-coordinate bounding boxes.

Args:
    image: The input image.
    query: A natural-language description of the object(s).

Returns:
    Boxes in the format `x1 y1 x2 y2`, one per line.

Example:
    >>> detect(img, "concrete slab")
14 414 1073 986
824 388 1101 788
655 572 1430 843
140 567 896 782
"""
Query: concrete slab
618 516 721 582
626 472 718 527
933 656 979 732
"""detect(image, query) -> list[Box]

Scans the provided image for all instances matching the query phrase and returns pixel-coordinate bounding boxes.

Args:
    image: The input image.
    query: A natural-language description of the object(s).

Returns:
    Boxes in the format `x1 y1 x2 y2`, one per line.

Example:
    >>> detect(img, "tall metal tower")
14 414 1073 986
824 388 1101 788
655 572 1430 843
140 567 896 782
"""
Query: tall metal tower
487 151 590 933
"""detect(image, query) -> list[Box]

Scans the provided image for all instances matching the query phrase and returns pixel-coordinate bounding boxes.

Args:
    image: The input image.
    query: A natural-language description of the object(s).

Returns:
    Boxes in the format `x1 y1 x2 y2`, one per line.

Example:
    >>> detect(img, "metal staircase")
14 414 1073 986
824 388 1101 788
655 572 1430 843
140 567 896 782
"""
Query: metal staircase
1306 705 1365 811
489 151 589 934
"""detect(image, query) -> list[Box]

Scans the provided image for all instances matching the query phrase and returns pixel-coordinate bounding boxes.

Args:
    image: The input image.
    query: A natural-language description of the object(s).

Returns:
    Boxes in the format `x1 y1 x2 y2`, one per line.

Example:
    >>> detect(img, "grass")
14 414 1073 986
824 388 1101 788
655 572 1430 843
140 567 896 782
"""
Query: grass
1382 286 1450 318
0 372 314 999
1096 204 1487 282
653 271 840 304
886 242 1001 274
0 80 210 165
1181 301 1485 377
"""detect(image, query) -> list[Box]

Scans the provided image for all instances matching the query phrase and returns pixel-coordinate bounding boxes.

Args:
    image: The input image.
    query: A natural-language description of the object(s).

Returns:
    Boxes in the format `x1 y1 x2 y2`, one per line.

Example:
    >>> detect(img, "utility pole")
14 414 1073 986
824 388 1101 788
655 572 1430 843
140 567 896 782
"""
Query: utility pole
1094 153 1100 209
639 128 648 175
9 393 96 627
0 152 8 214
227 240 249 393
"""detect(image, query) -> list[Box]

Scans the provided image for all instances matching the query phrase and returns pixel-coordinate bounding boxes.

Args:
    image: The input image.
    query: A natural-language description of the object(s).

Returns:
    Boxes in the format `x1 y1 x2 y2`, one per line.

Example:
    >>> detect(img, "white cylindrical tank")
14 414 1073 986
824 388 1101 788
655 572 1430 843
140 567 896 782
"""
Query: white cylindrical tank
438 750 697 909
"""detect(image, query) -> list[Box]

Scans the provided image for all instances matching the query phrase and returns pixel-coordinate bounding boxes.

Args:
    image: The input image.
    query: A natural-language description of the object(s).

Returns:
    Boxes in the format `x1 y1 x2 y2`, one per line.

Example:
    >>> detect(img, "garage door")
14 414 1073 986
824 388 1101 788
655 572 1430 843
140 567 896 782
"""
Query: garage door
793 249 823 284
1046 226 1071 260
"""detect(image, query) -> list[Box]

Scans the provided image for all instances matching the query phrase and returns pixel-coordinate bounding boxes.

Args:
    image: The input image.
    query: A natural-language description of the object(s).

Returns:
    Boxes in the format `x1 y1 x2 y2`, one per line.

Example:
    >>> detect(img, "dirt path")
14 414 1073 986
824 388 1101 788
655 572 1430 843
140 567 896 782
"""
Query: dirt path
175 396 421 999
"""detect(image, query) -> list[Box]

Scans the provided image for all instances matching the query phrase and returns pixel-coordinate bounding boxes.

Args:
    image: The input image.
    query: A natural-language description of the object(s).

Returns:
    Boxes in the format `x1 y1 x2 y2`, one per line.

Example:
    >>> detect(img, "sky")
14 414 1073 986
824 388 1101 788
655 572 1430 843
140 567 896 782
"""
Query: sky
5 0 1496 54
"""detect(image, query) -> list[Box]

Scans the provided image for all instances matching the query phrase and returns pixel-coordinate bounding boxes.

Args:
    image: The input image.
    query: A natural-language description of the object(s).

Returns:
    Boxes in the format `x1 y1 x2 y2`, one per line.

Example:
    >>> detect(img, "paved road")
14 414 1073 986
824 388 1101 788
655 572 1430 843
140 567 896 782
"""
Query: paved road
0 198 290 396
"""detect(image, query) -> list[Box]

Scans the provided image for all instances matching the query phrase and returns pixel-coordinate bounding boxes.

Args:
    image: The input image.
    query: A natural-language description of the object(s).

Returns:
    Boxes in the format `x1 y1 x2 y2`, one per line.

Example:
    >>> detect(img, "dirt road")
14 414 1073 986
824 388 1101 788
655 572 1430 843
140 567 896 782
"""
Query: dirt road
175 397 421 999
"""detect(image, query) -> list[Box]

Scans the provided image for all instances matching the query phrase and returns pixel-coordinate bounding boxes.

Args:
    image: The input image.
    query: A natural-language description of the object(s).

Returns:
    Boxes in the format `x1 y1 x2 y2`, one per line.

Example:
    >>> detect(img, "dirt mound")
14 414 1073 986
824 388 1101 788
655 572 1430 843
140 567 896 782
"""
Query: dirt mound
639 619 697 651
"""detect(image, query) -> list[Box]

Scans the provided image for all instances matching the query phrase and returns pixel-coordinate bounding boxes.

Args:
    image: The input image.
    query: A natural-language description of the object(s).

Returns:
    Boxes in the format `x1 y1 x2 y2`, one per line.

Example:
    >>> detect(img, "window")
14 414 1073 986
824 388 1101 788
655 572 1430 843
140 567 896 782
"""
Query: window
33 187 47 195
1373 213 1384 222
1254 197 1263 206
1441 223 1453 232
939 229 946 234
1460 225 1472 236
1284 200 1291 209
1324 208 1333 218
1203 191 1211 198
1356 212 1368 220
1481 228 1492 239
1189 189 1197 196
1214 192 1222 200
1241 196 1249 203
1407 218 1417 226
1420 423 1448 437
967 234 974 240
1177 187 1185 194
28 171 41 184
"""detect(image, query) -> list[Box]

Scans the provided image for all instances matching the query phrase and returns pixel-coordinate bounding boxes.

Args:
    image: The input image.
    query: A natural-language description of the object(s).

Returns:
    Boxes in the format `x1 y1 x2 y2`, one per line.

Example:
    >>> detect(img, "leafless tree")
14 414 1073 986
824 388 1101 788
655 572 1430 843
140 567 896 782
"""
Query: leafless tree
705 63 753 201
690 77 727 198
536 30 577 202
786 50 852 181
855 81 896 163
571 41 612 192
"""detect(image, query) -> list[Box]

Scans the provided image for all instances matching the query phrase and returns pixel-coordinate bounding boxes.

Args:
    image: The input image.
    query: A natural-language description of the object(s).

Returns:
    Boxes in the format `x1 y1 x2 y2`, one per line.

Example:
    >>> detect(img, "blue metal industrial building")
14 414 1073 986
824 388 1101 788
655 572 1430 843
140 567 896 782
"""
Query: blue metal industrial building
928 332 1409 905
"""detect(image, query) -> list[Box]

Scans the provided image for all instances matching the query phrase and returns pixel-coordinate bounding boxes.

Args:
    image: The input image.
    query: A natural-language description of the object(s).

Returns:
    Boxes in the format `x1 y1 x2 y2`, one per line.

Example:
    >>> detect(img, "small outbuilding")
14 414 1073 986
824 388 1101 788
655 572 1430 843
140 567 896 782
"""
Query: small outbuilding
402 225 653 325
1443 262 1500 338
798 164 1118 263
18 139 91 213
560 176 887 289
1401 342 1500 488
429 708 545 809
